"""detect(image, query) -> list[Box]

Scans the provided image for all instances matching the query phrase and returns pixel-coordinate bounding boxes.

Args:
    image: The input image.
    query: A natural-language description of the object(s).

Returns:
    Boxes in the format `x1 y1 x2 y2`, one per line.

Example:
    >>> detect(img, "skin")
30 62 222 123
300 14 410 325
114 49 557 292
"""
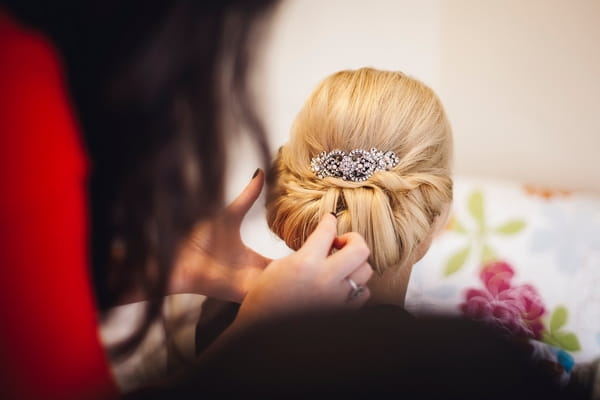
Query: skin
169 170 273 303
366 203 452 307
169 169 374 323
170 169 448 313
165 172 451 358
196 207 374 361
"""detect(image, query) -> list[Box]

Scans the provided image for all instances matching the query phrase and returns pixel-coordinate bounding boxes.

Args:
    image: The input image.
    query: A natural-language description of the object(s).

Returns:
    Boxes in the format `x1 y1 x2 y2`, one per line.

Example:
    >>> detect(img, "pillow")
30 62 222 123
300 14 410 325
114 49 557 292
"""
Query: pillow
406 175 600 363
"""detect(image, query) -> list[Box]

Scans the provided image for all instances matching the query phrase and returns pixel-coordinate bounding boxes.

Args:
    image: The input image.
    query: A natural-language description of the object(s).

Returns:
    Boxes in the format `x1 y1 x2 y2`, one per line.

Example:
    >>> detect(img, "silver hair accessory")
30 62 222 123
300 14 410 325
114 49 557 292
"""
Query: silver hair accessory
311 148 399 182
346 277 365 301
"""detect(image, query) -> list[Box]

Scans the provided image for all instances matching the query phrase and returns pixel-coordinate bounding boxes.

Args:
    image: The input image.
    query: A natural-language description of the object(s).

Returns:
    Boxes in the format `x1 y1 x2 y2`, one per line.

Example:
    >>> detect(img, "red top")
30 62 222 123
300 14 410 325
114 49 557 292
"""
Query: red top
0 10 118 400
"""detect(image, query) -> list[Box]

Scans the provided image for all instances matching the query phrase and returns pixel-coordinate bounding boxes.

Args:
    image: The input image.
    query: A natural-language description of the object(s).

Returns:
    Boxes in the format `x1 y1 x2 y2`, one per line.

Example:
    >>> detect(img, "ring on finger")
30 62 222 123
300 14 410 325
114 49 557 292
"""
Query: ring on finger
346 277 365 301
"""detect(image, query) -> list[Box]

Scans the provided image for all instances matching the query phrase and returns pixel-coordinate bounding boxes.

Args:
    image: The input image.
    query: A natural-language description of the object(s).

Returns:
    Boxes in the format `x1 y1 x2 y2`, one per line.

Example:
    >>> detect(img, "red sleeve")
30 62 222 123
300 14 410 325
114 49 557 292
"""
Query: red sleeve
0 11 118 400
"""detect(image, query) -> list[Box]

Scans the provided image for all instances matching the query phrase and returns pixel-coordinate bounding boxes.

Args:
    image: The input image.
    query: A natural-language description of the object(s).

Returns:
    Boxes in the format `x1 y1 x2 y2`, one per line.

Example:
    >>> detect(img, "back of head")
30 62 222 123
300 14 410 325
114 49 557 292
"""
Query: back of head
267 68 453 275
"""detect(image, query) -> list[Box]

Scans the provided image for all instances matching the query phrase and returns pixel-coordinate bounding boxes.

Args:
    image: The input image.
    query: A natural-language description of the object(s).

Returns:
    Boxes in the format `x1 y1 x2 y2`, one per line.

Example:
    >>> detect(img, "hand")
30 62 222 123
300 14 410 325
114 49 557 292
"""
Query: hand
235 213 374 326
170 169 271 302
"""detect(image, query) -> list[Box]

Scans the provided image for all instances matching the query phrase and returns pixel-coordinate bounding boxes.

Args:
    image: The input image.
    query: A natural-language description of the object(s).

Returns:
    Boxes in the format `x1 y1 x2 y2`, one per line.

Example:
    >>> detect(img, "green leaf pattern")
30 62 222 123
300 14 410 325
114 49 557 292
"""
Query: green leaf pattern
441 189 583 357
444 245 471 277
543 306 581 352
451 218 468 234
443 190 527 276
549 306 567 333
468 191 486 233
495 220 526 235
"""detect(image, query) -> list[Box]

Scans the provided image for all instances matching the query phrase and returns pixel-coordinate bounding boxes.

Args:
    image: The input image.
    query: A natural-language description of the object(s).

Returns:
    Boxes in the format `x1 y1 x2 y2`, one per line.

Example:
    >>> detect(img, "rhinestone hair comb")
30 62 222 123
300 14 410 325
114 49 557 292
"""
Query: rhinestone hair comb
310 148 400 182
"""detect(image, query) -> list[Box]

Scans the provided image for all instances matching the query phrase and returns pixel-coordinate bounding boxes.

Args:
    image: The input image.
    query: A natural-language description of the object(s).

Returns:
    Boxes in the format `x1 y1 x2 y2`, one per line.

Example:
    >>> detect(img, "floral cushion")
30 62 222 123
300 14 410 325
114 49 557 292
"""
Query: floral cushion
405 176 600 363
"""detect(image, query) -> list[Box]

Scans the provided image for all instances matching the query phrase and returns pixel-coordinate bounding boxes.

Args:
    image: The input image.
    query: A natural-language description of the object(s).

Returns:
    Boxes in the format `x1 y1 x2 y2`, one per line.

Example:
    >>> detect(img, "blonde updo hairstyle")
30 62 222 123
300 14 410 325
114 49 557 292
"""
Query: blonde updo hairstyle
266 68 453 275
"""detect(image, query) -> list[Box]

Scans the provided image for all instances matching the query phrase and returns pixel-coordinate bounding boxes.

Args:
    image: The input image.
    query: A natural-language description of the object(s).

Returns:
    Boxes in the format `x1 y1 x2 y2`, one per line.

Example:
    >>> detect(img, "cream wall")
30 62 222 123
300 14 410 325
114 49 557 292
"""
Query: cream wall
227 0 600 259
438 0 600 193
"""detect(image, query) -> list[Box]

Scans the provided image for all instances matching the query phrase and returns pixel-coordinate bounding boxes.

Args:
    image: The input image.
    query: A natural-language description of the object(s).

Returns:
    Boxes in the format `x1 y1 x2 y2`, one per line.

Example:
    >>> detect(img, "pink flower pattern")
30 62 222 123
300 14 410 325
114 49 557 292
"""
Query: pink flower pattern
461 261 546 339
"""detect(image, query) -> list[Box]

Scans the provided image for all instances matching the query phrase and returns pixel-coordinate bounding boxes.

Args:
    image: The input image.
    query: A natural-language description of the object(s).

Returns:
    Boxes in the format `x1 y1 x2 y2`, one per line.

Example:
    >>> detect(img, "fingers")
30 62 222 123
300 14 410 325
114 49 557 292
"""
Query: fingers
346 262 373 287
340 262 373 307
299 213 339 259
226 168 265 220
328 232 370 280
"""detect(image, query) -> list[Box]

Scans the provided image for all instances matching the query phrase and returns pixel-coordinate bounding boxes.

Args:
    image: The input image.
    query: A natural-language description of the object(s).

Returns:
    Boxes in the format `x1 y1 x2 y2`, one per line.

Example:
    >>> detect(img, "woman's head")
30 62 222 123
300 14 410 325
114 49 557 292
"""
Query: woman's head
267 68 452 277
5 0 280 355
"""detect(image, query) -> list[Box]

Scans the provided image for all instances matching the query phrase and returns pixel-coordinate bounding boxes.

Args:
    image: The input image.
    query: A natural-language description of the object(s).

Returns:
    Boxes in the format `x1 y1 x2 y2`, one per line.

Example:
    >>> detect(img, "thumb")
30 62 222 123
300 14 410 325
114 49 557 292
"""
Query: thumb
226 168 265 221
299 213 338 259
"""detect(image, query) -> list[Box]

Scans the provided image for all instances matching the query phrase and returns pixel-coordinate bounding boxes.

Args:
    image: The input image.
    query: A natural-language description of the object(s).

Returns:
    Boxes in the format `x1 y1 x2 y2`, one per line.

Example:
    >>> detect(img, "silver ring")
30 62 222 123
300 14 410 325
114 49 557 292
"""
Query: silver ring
346 277 365 301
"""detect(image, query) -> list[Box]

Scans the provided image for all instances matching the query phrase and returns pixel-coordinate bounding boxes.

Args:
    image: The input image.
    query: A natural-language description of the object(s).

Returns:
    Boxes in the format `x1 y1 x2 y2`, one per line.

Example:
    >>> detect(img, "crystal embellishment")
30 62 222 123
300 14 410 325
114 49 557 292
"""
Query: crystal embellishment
310 148 399 182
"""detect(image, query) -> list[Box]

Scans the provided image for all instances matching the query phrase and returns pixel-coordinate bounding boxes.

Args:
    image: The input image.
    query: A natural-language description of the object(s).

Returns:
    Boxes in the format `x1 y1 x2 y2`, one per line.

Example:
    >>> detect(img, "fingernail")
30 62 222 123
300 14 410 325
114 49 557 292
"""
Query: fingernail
252 168 260 179
330 211 337 218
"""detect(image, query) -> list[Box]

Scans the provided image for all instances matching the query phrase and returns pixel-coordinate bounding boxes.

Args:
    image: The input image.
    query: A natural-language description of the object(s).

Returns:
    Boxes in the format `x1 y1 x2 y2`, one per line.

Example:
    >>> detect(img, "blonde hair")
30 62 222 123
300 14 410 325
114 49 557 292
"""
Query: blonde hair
266 68 453 274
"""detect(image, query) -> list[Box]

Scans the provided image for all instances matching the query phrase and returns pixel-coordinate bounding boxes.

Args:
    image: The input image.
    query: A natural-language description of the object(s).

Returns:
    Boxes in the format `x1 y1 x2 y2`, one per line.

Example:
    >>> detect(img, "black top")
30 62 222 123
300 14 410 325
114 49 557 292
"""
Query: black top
132 305 580 399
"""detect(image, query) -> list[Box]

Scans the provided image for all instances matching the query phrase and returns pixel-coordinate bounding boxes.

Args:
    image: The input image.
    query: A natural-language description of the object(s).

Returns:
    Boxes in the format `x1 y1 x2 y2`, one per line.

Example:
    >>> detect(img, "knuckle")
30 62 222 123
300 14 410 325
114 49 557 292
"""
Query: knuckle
352 240 370 261
295 255 314 271
284 253 306 272
351 231 367 246
348 231 367 246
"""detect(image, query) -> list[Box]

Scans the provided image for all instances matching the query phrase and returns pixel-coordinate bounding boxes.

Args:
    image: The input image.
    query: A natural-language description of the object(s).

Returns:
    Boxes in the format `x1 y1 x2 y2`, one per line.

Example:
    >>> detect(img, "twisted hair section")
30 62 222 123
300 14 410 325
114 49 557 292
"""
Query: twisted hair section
266 68 453 274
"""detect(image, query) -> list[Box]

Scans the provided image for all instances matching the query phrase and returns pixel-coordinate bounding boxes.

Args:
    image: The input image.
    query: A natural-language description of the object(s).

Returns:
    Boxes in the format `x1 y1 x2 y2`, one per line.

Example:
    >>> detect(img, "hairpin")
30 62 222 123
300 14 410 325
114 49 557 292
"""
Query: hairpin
310 148 399 182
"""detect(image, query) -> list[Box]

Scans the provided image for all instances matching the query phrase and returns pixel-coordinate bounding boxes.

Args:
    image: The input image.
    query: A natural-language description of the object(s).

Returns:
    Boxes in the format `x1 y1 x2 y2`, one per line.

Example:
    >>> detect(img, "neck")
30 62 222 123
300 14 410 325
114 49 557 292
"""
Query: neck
366 262 414 308
366 220 440 307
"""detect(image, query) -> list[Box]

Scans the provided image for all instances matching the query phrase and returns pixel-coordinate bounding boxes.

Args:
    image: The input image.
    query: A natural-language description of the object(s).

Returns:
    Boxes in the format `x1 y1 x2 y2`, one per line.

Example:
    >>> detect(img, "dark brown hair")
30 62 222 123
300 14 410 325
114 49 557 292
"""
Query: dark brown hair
2 0 277 355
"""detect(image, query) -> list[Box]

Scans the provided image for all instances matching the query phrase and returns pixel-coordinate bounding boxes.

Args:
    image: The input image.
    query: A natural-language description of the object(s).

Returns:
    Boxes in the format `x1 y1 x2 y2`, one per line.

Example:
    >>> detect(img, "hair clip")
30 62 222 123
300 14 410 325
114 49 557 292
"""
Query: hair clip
310 148 399 182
